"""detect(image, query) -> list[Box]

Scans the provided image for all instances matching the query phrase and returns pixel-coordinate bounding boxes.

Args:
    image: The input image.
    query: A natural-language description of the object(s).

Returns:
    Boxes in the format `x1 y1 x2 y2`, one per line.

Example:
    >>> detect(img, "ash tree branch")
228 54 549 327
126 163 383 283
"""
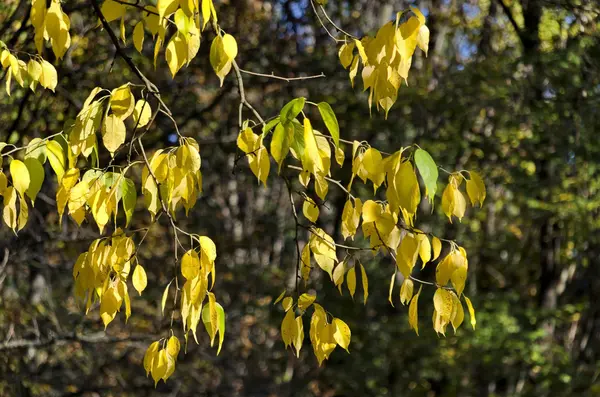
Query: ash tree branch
238 68 326 83
89 0 172 115
0 332 157 351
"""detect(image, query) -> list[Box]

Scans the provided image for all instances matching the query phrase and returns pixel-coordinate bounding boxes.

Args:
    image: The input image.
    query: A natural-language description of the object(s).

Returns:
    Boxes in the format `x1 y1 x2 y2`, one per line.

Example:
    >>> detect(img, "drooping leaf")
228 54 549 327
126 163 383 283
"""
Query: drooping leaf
132 265 148 295
10 160 30 197
280 97 305 125
414 148 438 203
317 102 339 148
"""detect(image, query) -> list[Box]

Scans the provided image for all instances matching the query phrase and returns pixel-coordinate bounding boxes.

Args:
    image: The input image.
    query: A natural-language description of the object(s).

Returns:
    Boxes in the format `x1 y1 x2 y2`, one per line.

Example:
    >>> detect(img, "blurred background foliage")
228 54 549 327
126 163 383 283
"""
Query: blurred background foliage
1 0 600 396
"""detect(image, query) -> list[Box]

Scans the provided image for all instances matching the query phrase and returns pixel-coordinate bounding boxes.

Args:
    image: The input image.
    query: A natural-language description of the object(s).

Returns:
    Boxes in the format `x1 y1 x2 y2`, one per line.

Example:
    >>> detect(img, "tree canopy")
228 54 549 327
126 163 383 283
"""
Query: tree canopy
0 0 599 396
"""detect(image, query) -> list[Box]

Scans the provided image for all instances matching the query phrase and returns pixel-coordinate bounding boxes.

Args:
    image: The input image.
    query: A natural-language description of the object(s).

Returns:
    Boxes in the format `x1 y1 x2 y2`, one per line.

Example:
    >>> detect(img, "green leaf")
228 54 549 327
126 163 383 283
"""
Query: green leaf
261 116 281 137
46 140 66 182
216 302 226 355
24 158 45 204
289 119 305 159
414 148 438 203
121 178 137 227
270 122 293 172
317 102 340 148
280 97 305 124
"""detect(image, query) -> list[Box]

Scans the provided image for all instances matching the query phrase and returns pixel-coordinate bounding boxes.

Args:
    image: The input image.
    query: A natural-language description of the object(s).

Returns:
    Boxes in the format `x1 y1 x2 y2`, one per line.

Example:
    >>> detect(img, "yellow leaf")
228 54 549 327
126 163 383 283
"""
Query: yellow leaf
24 158 44 204
2 187 17 231
417 24 430 56
332 261 345 294
167 335 180 357
123 283 131 322
133 99 152 128
416 233 431 266
281 309 296 348
132 264 148 295
17 194 28 231
181 249 200 280
348 55 359 87
332 318 351 352
464 295 476 329
236 127 260 154
101 0 127 22
133 21 145 53
10 159 30 197
274 290 286 305
335 145 345 166
362 147 384 190
346 266 356 299
302 118 324 174
39 60 57 92
399 278 413 305
338 42 355 68
165 32 187 77
451 294 464 332
282 296 293 312
161 280 172 315
151 349 168 386
301 243 311 284
388 272 396 307
198 235 217 264
201 0 216 30
209 35 231 86
30 0 46 31
45 1 62 41
397 233 419 278
221 34 238 60
0 173 7 195
157 0 179 20
433 288 453 321
302 197 319 223
120 16 126 44
466 171 486 207
359 262 369 305
451 265 467 297
393 160 420 226
208 292 218 344
432 236 442 261
408 285 422 335
293 316 304 357
341 198 362 240
298 293 316 311
102 114 126 155
110 84 135 119
143 341 160 376
27 60 42 90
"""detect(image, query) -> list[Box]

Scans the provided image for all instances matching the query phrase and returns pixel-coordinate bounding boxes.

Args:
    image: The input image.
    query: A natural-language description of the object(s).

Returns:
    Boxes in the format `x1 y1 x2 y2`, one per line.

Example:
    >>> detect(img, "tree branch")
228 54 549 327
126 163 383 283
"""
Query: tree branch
495 0 525 45
89 0 172 115
238 68 326 83
0 332 156 351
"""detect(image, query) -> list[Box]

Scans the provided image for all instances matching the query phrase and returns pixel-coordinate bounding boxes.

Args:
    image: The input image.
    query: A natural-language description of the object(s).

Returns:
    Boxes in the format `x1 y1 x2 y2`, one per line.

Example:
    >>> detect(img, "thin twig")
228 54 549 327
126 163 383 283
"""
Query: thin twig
238 69 326 83
318 4 358 39
89 0 172 115
310 0 343 43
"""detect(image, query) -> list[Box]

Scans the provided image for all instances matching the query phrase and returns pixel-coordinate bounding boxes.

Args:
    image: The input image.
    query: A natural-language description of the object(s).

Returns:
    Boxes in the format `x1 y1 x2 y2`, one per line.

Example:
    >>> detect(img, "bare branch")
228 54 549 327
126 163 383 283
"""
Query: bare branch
238 69 326 83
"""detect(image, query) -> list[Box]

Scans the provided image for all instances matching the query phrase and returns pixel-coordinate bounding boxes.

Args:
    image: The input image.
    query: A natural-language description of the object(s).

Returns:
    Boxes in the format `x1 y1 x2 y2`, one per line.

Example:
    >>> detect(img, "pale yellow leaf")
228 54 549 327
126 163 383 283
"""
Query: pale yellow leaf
132 264 147 295
346 266 356 299
464 295 476 329
102 114 126 155
332 318 351 352
133 21 145 53
133 99 152 128
359 262 369 305
10 159 30 197
298 293 316 311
